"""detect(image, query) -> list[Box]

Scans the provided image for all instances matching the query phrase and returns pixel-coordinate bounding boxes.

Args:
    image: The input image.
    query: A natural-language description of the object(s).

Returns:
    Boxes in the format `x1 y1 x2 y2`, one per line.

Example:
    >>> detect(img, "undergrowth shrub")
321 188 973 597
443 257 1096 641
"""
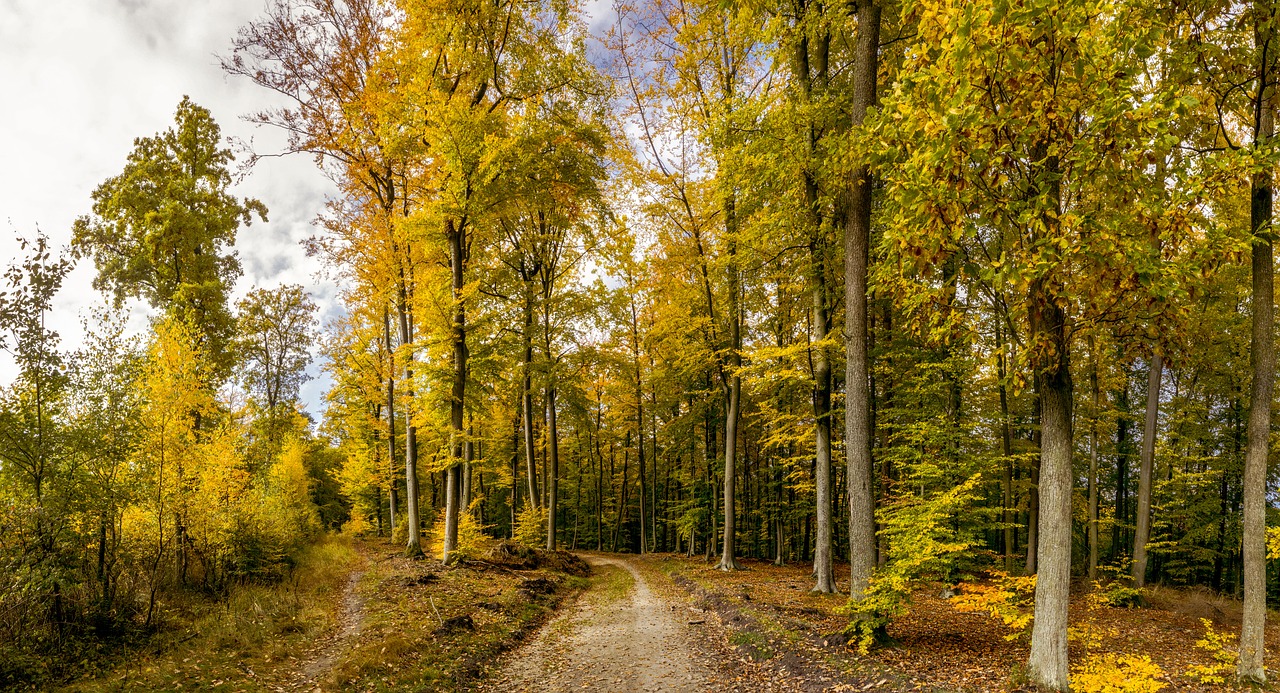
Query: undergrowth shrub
841 475 982 653
1091 580 1144 608
513 506 547 548
1185 618 1236 684
950 571 1036 638
1071 653 1166 693
429 504 491 560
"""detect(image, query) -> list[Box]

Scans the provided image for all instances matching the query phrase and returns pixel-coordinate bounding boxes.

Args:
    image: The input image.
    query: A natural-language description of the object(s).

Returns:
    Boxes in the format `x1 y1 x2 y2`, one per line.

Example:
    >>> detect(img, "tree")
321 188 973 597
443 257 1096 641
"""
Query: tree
845 0 883 602
72 97 267 376
235 284 319 413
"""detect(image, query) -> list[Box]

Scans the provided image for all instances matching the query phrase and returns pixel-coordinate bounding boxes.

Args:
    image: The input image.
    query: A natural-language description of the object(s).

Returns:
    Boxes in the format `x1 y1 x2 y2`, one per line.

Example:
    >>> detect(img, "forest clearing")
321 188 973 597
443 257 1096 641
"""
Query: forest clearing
9 0 1280 691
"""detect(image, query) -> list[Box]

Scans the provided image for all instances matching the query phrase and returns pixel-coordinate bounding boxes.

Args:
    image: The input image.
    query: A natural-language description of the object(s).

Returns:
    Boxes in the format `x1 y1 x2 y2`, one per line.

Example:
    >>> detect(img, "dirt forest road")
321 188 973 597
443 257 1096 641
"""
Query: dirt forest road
486 554 727 693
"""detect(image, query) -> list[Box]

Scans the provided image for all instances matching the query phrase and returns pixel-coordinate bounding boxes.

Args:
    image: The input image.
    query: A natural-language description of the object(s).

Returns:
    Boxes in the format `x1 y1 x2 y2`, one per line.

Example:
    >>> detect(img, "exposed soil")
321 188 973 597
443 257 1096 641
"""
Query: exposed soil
486 555 729 692
293 563 366 689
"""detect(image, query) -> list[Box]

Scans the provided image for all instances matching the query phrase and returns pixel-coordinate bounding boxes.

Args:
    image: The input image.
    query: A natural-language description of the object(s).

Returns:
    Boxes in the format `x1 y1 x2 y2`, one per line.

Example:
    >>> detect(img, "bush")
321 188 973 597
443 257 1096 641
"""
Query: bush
1185 618 1236 684
428 506 492 561
950 571 1036 638
1071 653 1166 693
1091 581 1144 609
513 506 547 548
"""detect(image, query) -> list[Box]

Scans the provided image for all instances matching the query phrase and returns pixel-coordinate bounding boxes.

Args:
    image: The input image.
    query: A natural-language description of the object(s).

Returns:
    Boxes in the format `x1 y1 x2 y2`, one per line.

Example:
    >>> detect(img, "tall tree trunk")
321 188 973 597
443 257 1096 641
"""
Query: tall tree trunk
1239 11 1274 676
546 386 560 550
398 280 423 558
521 278 540 509
1026 383 1041 575
463 423 474 513
384 308 398 542
1089 337 1101 582
1026 152 1073 692
719 193 743 571
788 2 836 595
1131 354 1162 586
443 217 468 563
998 322 1015 573
846 0 881 601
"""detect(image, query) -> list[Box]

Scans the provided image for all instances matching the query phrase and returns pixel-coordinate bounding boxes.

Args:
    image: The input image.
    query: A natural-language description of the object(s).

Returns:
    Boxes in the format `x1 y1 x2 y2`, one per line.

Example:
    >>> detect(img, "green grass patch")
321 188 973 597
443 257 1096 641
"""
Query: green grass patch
60 535 359 693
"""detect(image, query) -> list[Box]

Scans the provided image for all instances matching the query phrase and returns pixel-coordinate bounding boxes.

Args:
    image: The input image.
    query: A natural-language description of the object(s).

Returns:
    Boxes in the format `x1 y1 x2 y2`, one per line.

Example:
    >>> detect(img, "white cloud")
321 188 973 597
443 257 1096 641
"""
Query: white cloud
0 0 341 415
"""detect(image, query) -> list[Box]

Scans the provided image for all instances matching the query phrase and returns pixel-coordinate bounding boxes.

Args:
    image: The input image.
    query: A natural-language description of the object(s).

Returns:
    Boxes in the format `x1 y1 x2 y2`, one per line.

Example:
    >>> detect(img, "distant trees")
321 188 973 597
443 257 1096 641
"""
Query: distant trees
71 97 267 376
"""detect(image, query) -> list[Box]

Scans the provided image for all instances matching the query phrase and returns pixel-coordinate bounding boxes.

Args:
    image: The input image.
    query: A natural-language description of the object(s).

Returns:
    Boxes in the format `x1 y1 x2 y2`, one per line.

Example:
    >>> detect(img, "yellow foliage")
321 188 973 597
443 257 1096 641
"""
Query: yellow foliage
342 512 374 536
1266 526 1280 560
1068 621 1118 650
513 505 547 548
950 572 1036 639
428 504 491 560
1184 618 1237 684
1071 654 1166 693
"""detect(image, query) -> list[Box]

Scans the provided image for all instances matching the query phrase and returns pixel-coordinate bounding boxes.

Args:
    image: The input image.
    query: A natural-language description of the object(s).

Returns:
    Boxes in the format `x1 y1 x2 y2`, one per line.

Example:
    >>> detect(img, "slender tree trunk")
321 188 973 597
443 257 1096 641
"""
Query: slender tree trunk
384 308 398 542
398 280 423 558
443 218 468 563
1131 354 1162 586
1239 14 1274 676
546 386 560 550
522 280 540 509
998 324 1015 573
846 0 881 600
1026 386 1041 575
719 194 742 571
463 423 474 511
1089 337 1101 582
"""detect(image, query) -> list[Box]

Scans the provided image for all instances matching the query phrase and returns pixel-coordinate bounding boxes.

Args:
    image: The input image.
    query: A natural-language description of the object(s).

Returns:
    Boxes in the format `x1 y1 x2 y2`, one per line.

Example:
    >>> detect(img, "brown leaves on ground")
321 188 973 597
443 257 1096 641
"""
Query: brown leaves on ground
316 540 588 692
641 554 1277 692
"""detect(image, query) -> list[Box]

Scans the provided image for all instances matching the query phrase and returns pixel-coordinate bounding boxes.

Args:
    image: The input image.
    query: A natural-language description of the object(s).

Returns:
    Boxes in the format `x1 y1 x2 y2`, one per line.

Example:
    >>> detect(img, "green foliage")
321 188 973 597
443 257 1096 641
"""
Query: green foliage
72 96 267 376
1092 581 1145 609
842 475 983 652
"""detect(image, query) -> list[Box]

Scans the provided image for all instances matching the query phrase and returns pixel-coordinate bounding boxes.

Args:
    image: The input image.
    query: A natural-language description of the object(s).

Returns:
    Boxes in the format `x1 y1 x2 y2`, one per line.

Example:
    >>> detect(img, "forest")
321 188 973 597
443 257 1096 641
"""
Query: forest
5 0 1280 691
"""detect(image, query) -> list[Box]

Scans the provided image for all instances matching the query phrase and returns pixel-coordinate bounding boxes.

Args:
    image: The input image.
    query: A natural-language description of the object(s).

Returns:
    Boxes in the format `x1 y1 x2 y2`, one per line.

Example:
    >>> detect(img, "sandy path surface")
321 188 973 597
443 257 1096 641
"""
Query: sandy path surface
291 566 365 690
487 555 724 692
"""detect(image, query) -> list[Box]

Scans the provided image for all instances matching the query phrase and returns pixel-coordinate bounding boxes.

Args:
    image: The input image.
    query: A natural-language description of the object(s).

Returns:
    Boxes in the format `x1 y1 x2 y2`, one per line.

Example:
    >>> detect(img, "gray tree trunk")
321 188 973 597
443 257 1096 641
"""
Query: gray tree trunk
1025 150 1071 692
1239 16 1274 676
1131 354 1162 587
398 282 423 558
384 307 398 542
1089 338 1101 583
546 386 560 550
442 218 468 563
719 195 742 571
845 0 881 601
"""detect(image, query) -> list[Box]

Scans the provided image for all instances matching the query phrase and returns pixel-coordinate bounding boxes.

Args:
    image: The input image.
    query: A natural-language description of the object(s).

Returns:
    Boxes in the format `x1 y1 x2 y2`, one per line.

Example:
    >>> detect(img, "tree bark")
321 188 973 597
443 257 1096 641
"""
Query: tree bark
442 217 468 563
521 280 540 509
846 0 882 601
384 307 398 542
1239 11 1274 676
546 386 560 550
1131 354 1162 586
398 281 423 558
1089 337 1101 582
719 193 743 571
1025 147 1072 691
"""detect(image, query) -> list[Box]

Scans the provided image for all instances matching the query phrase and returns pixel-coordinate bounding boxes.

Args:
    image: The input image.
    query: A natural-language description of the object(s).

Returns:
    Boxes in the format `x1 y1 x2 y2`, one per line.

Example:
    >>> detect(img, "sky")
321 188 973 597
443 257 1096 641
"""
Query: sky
0 0 342 415
0 0 620 419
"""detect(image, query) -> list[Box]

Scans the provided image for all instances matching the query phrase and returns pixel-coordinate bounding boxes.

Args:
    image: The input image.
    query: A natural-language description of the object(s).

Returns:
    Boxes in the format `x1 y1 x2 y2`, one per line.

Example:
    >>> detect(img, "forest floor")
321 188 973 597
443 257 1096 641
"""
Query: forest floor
56 537 592 693
639 553 1280 692
50 544 1280 692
